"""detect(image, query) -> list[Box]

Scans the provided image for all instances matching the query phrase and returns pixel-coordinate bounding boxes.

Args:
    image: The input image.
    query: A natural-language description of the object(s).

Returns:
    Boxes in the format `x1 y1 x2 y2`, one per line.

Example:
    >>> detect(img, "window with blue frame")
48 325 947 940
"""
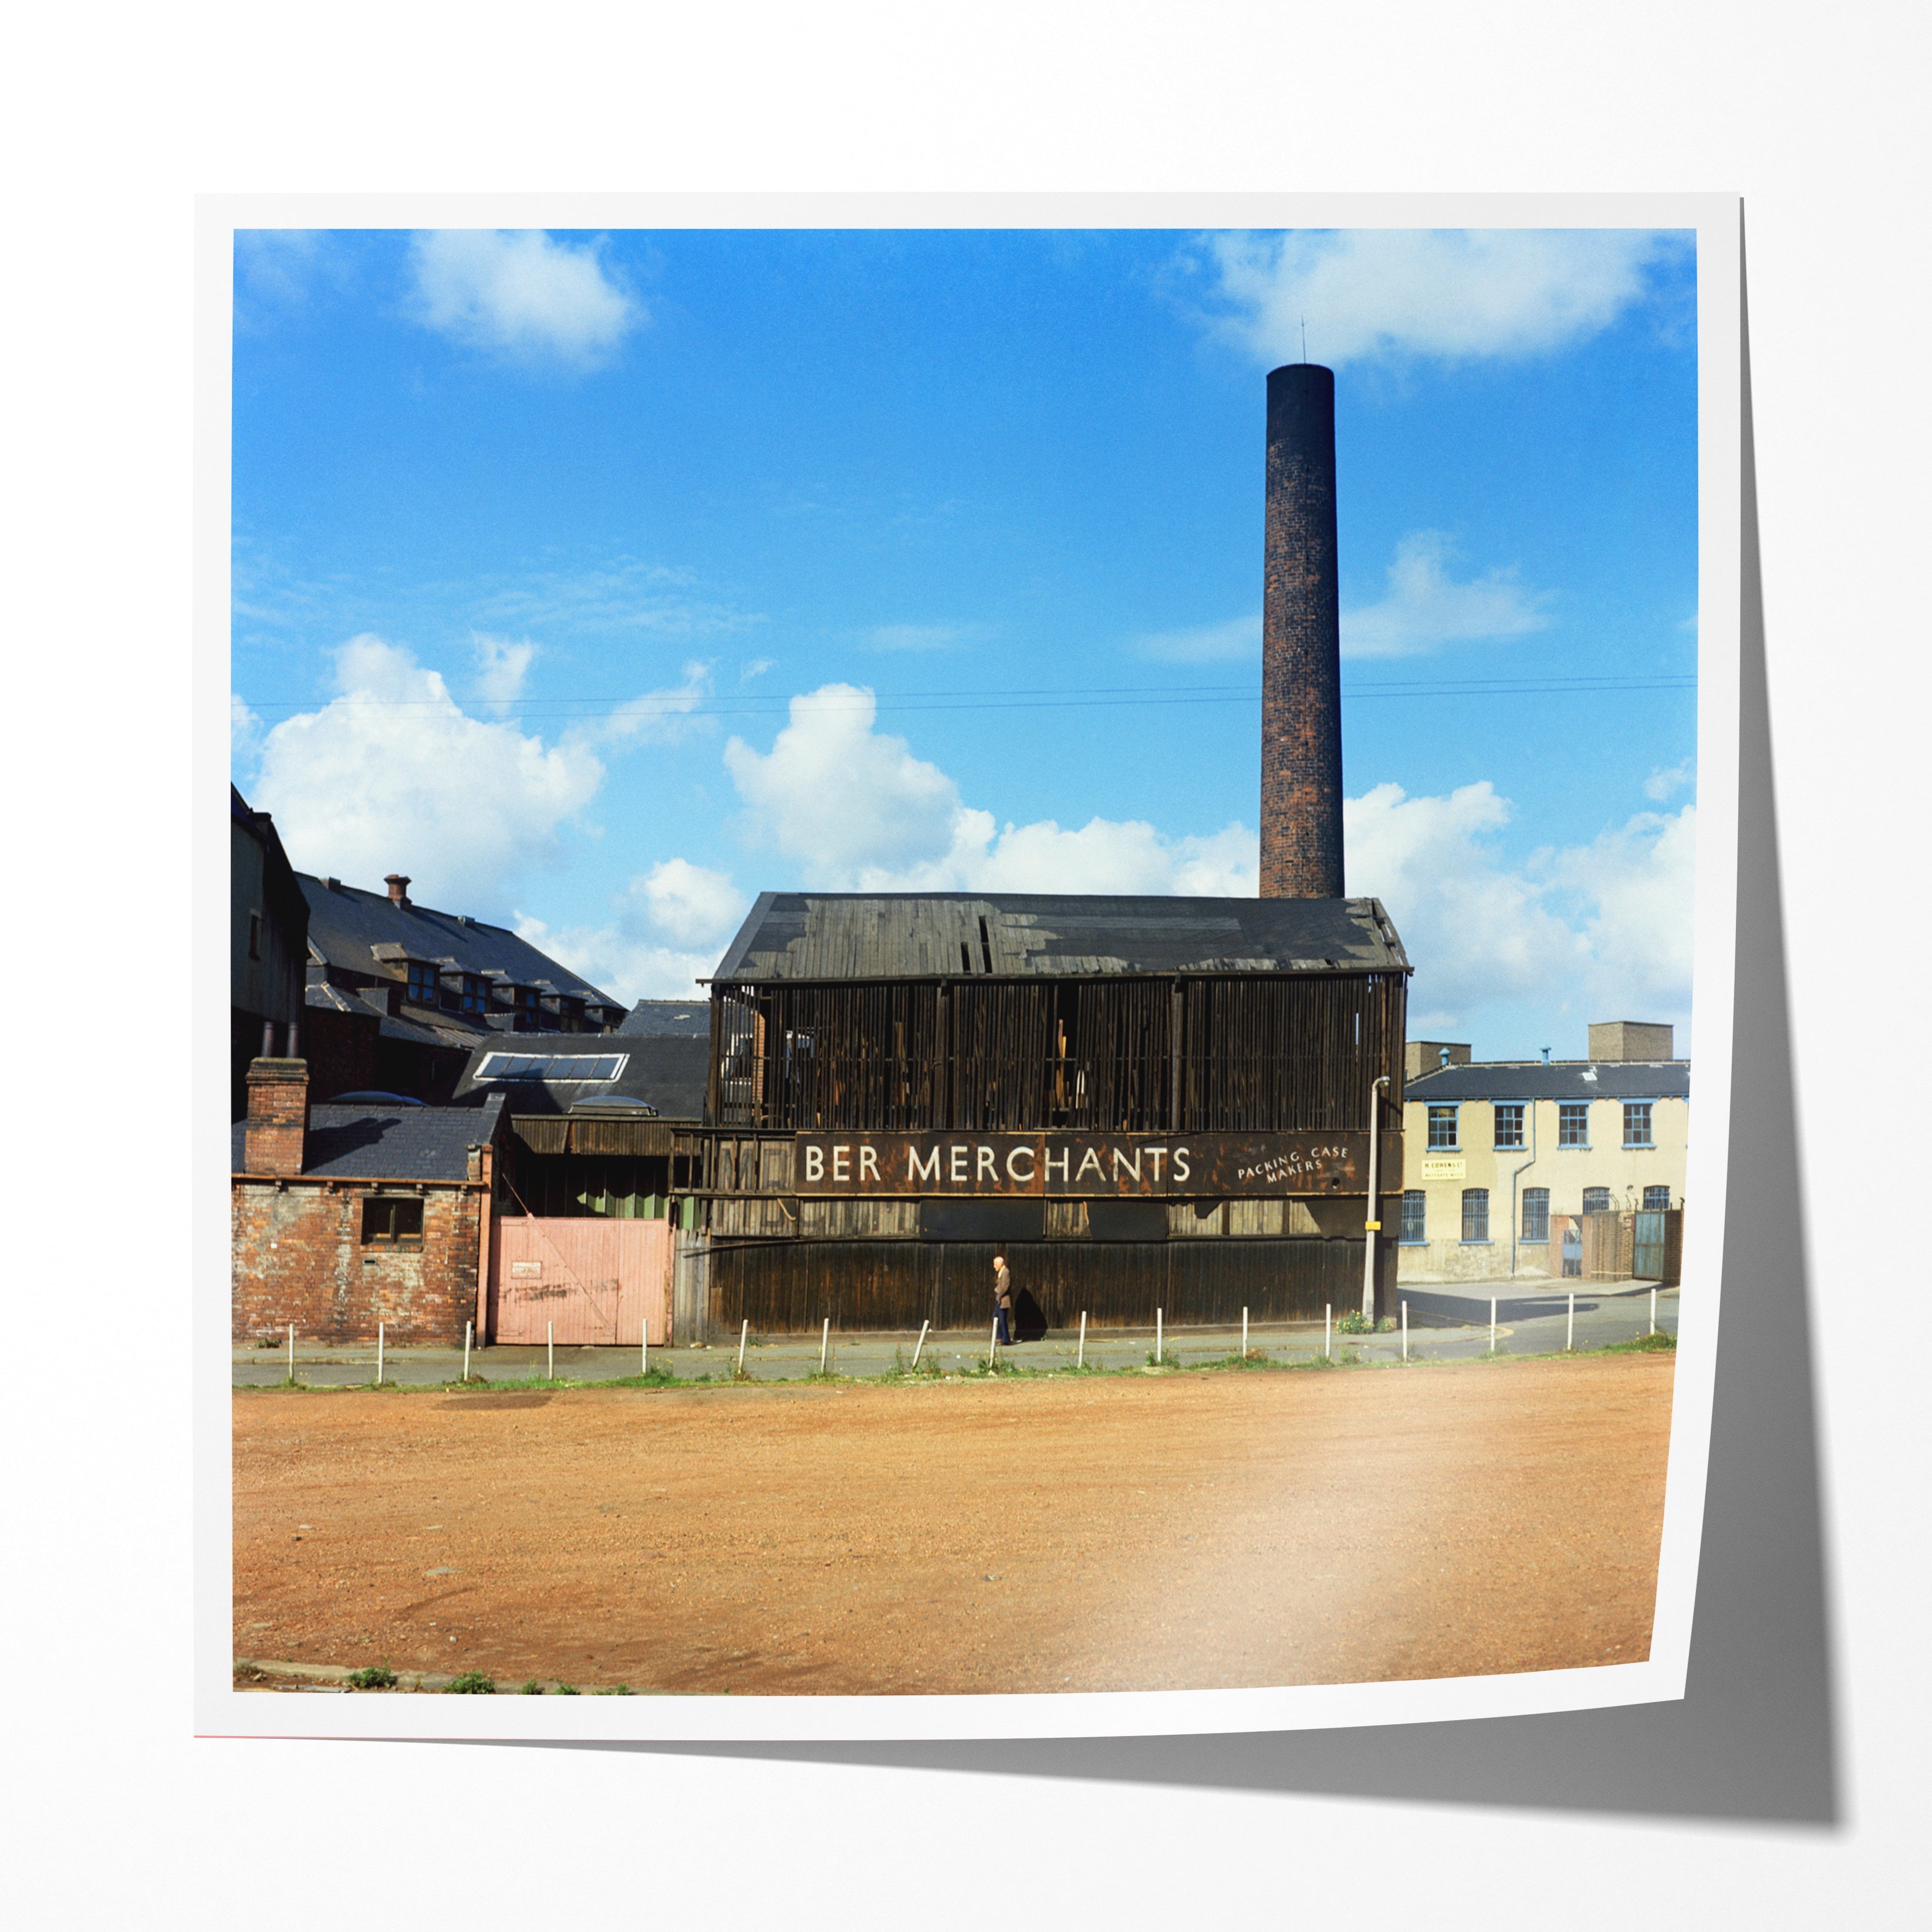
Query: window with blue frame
1623 1101 1654 1148
1494 1103 1525 1149
1461 1188 1489 1243
1427 1105 1458 1149
1558 1102 1589 1147
1643 1185 1671 1211
1522 1187 1550 1242
1400 1191 1427 1244
1582 1185 1612 1214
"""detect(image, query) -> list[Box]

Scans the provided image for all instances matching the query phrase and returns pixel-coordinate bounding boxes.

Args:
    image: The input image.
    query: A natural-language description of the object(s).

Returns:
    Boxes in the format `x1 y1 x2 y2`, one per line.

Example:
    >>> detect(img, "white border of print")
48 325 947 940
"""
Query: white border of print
196 190 1740 1745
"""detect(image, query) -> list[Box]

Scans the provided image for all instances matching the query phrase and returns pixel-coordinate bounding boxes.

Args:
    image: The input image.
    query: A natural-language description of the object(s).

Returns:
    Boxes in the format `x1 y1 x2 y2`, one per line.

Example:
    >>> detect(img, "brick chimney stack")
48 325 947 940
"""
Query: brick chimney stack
1259 362 1345 899
244 1057 309 1176
384 874 412 907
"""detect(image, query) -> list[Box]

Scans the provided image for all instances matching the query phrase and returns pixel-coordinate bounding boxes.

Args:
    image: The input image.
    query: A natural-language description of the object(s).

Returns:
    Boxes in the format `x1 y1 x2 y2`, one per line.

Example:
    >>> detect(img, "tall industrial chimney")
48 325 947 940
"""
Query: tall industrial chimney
1259 362 1344 899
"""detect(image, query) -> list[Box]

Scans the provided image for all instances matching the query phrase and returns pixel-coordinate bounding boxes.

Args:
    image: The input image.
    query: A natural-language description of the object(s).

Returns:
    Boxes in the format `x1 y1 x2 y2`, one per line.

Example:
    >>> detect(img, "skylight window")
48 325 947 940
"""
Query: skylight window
475 1052 629 1083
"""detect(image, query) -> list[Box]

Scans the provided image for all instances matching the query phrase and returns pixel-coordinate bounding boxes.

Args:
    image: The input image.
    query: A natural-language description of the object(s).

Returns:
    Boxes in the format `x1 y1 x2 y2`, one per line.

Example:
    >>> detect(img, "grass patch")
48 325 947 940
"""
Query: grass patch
555 1683 580 1695
1605 1329 1677 1353
518 1678 544 1695
444 1671 496 1694
345 1662 398 1691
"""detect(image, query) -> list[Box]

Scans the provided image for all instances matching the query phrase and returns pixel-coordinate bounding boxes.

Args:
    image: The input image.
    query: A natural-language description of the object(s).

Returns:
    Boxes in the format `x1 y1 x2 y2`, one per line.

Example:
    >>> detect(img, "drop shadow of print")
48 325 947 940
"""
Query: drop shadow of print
484 218 1840 1826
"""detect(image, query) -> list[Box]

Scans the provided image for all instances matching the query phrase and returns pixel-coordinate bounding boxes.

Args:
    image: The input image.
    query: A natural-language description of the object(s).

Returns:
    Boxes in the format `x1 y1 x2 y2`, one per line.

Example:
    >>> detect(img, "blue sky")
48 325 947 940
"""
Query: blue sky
230 225 1698 1056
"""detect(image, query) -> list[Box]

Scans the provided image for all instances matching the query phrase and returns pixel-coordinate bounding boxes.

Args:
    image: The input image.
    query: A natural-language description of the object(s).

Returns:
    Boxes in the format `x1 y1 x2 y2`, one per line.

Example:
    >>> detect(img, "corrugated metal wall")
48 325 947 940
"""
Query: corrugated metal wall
488 1216 673 1345
702 1236 1367 1335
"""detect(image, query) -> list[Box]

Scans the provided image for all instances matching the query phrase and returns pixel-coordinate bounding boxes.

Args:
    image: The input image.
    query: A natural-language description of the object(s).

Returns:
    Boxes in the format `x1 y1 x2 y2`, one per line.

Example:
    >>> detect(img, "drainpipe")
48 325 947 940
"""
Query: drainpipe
1508 1100 1539 1279
1361 1075 1390 1323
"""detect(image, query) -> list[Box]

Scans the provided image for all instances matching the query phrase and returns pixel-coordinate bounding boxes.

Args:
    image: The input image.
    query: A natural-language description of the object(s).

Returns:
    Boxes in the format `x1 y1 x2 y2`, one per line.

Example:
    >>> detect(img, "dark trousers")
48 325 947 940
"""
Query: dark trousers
995 1308 1012 1345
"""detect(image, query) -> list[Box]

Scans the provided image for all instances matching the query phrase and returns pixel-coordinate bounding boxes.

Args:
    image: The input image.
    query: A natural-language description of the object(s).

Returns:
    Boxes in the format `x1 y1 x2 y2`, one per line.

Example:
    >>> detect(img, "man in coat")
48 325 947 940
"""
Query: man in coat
993 1251 1014 1347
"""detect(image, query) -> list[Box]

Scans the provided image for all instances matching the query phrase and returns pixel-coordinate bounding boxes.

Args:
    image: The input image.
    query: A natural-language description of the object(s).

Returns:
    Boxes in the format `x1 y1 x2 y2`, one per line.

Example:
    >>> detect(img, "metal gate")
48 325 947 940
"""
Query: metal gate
488 1216 673 1346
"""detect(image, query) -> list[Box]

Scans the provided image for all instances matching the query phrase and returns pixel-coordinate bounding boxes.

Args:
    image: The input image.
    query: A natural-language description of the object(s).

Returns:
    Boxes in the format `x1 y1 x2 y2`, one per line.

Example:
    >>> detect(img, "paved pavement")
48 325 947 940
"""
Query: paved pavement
233 1281 1677 1387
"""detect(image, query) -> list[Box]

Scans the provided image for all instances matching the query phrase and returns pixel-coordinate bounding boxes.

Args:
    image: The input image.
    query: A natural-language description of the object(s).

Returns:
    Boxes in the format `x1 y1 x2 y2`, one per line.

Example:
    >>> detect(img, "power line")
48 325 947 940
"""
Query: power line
239 672 1696 720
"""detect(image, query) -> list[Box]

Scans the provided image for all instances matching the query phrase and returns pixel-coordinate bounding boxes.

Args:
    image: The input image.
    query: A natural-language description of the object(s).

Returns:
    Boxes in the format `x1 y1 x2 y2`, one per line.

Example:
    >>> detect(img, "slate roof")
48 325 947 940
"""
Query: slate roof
304 979 455 1048
298 875 619 1011
712 893 1410 982
448 1034 711 1120
1406 1060 1691 1102
618 999 711 1036
232 1093 506 1178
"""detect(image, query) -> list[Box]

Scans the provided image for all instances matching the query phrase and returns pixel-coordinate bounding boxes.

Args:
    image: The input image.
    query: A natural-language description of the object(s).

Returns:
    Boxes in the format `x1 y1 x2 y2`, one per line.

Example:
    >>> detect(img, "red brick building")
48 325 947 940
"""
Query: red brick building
231 1056 508 1345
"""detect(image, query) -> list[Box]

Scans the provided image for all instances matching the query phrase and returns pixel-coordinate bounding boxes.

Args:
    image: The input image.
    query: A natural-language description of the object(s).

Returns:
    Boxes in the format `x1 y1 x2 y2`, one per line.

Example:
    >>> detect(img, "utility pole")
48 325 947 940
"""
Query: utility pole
1362 1074 1389 1325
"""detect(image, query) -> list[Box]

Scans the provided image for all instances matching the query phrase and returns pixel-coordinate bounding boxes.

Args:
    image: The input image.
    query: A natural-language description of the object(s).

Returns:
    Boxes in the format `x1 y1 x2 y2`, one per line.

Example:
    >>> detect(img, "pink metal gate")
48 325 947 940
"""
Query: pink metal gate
488 1217 673 1346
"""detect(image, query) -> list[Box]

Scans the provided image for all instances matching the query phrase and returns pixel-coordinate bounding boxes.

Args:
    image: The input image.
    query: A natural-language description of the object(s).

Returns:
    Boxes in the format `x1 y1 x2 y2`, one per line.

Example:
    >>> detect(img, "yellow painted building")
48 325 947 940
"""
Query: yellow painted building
1398 1024 1688 1283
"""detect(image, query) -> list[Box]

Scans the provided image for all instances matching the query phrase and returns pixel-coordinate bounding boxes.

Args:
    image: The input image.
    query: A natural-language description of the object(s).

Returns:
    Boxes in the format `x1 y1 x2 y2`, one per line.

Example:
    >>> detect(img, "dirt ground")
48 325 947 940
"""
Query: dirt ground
232 1355 1673 1695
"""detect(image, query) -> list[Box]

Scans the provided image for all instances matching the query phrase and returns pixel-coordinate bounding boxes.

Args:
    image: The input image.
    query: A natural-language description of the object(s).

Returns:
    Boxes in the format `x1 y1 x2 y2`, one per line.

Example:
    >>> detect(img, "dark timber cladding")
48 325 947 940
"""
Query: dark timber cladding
698 894 1410 1332
1261 362 1344 900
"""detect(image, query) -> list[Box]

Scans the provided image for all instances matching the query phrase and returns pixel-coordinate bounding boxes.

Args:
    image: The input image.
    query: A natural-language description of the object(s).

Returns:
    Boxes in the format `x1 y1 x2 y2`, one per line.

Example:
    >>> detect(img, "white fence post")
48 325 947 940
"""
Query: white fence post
376 1321 384 1386
1241 1306 1248 1359
1650 1287 1657 1337
1489 1298 1497 1353
288 1323 295 1383
1567 1292 1575 1353
820 1316 830 1374
1401 1299 1409 1361
1156 1307 1163 1364
738 1317 749 1374
1325 1303 1332 1360
641 1315 648 1380
1077 1310 1086 1370
547 1320 553 1382
912 1319 929 1370
988 1317 999 1367
463 1320 471 1383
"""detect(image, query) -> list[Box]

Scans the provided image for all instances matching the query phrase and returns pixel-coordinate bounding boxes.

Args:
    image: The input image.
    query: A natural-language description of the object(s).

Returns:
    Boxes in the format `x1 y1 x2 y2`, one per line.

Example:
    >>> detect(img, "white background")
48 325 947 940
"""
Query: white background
6 5 1924 1924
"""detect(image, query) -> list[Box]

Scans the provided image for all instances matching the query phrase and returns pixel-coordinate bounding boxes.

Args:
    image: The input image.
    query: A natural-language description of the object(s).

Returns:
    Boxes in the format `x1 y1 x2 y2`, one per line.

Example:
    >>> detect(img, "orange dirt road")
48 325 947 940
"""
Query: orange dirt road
233 1355 1673 1695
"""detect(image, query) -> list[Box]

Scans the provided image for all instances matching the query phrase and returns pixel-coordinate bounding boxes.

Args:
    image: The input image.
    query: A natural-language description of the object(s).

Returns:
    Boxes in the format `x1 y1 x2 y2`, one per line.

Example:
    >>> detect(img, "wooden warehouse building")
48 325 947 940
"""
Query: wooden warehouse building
691 890 1410 1337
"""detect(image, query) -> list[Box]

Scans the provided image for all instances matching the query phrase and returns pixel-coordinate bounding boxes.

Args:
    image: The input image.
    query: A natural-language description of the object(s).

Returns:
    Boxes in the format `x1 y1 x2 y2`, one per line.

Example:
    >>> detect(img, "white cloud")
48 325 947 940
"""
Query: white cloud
723 683 1257 894
1644 758 1695 801
248 633 603 913
1346 781 1694 1043
471 633 535 711
1342 531 1552 657
864 622 977 653
230 692 264 768
636 857 747 945
739 657 776 684
1193 228 1680 367
513 858 750 1004
1136 613 1261 663
725 685 961 886
585 659 712 749
407 230 638 367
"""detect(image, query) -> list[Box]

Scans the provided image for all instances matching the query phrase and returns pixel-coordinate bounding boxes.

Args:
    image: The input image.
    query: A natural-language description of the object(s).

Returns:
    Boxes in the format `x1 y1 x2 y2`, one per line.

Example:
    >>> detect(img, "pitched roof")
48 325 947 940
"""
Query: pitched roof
1406 1060 1691 1102
231 1092 506 1179
617 999 711 1036
712 893 1410 982
298 875 619 1010
448 1033 711 1120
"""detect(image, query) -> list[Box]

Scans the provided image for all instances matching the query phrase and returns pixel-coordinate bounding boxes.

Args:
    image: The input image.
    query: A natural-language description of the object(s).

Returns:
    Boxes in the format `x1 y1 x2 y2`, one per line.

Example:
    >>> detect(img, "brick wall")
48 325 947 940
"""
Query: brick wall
1259 362 1345 900
231 1180 486 1344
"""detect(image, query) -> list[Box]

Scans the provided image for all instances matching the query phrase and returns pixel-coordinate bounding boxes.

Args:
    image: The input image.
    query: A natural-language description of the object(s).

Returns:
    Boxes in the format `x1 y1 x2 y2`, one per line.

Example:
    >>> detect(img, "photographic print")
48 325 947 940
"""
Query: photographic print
207 197 1738 1740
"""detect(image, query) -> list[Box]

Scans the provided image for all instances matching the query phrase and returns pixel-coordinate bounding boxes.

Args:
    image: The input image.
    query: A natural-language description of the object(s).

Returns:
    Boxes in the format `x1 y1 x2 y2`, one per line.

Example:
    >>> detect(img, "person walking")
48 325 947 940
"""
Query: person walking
993 1250 1014 1347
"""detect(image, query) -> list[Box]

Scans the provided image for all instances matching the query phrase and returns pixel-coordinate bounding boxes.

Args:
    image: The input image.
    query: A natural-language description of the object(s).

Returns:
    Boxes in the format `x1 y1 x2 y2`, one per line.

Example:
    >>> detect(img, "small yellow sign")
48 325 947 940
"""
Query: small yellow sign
1420 1156 1466 1180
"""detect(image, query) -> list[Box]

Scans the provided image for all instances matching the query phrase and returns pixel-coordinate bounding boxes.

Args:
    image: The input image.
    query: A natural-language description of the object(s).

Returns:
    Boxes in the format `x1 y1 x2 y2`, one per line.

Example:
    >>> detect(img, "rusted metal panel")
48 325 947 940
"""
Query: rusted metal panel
793 1129 1403 1197
487 1215 672 1345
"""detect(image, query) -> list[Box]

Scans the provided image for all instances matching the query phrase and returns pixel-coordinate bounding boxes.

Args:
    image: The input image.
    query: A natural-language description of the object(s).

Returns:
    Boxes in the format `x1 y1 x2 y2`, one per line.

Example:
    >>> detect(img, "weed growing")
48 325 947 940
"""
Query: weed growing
519 1679 543 1695
1337 1309 1374 1336
345 1663 397 1690
444 1671 495 1694
1605 1330 1677 1353
555 1683 580 1695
